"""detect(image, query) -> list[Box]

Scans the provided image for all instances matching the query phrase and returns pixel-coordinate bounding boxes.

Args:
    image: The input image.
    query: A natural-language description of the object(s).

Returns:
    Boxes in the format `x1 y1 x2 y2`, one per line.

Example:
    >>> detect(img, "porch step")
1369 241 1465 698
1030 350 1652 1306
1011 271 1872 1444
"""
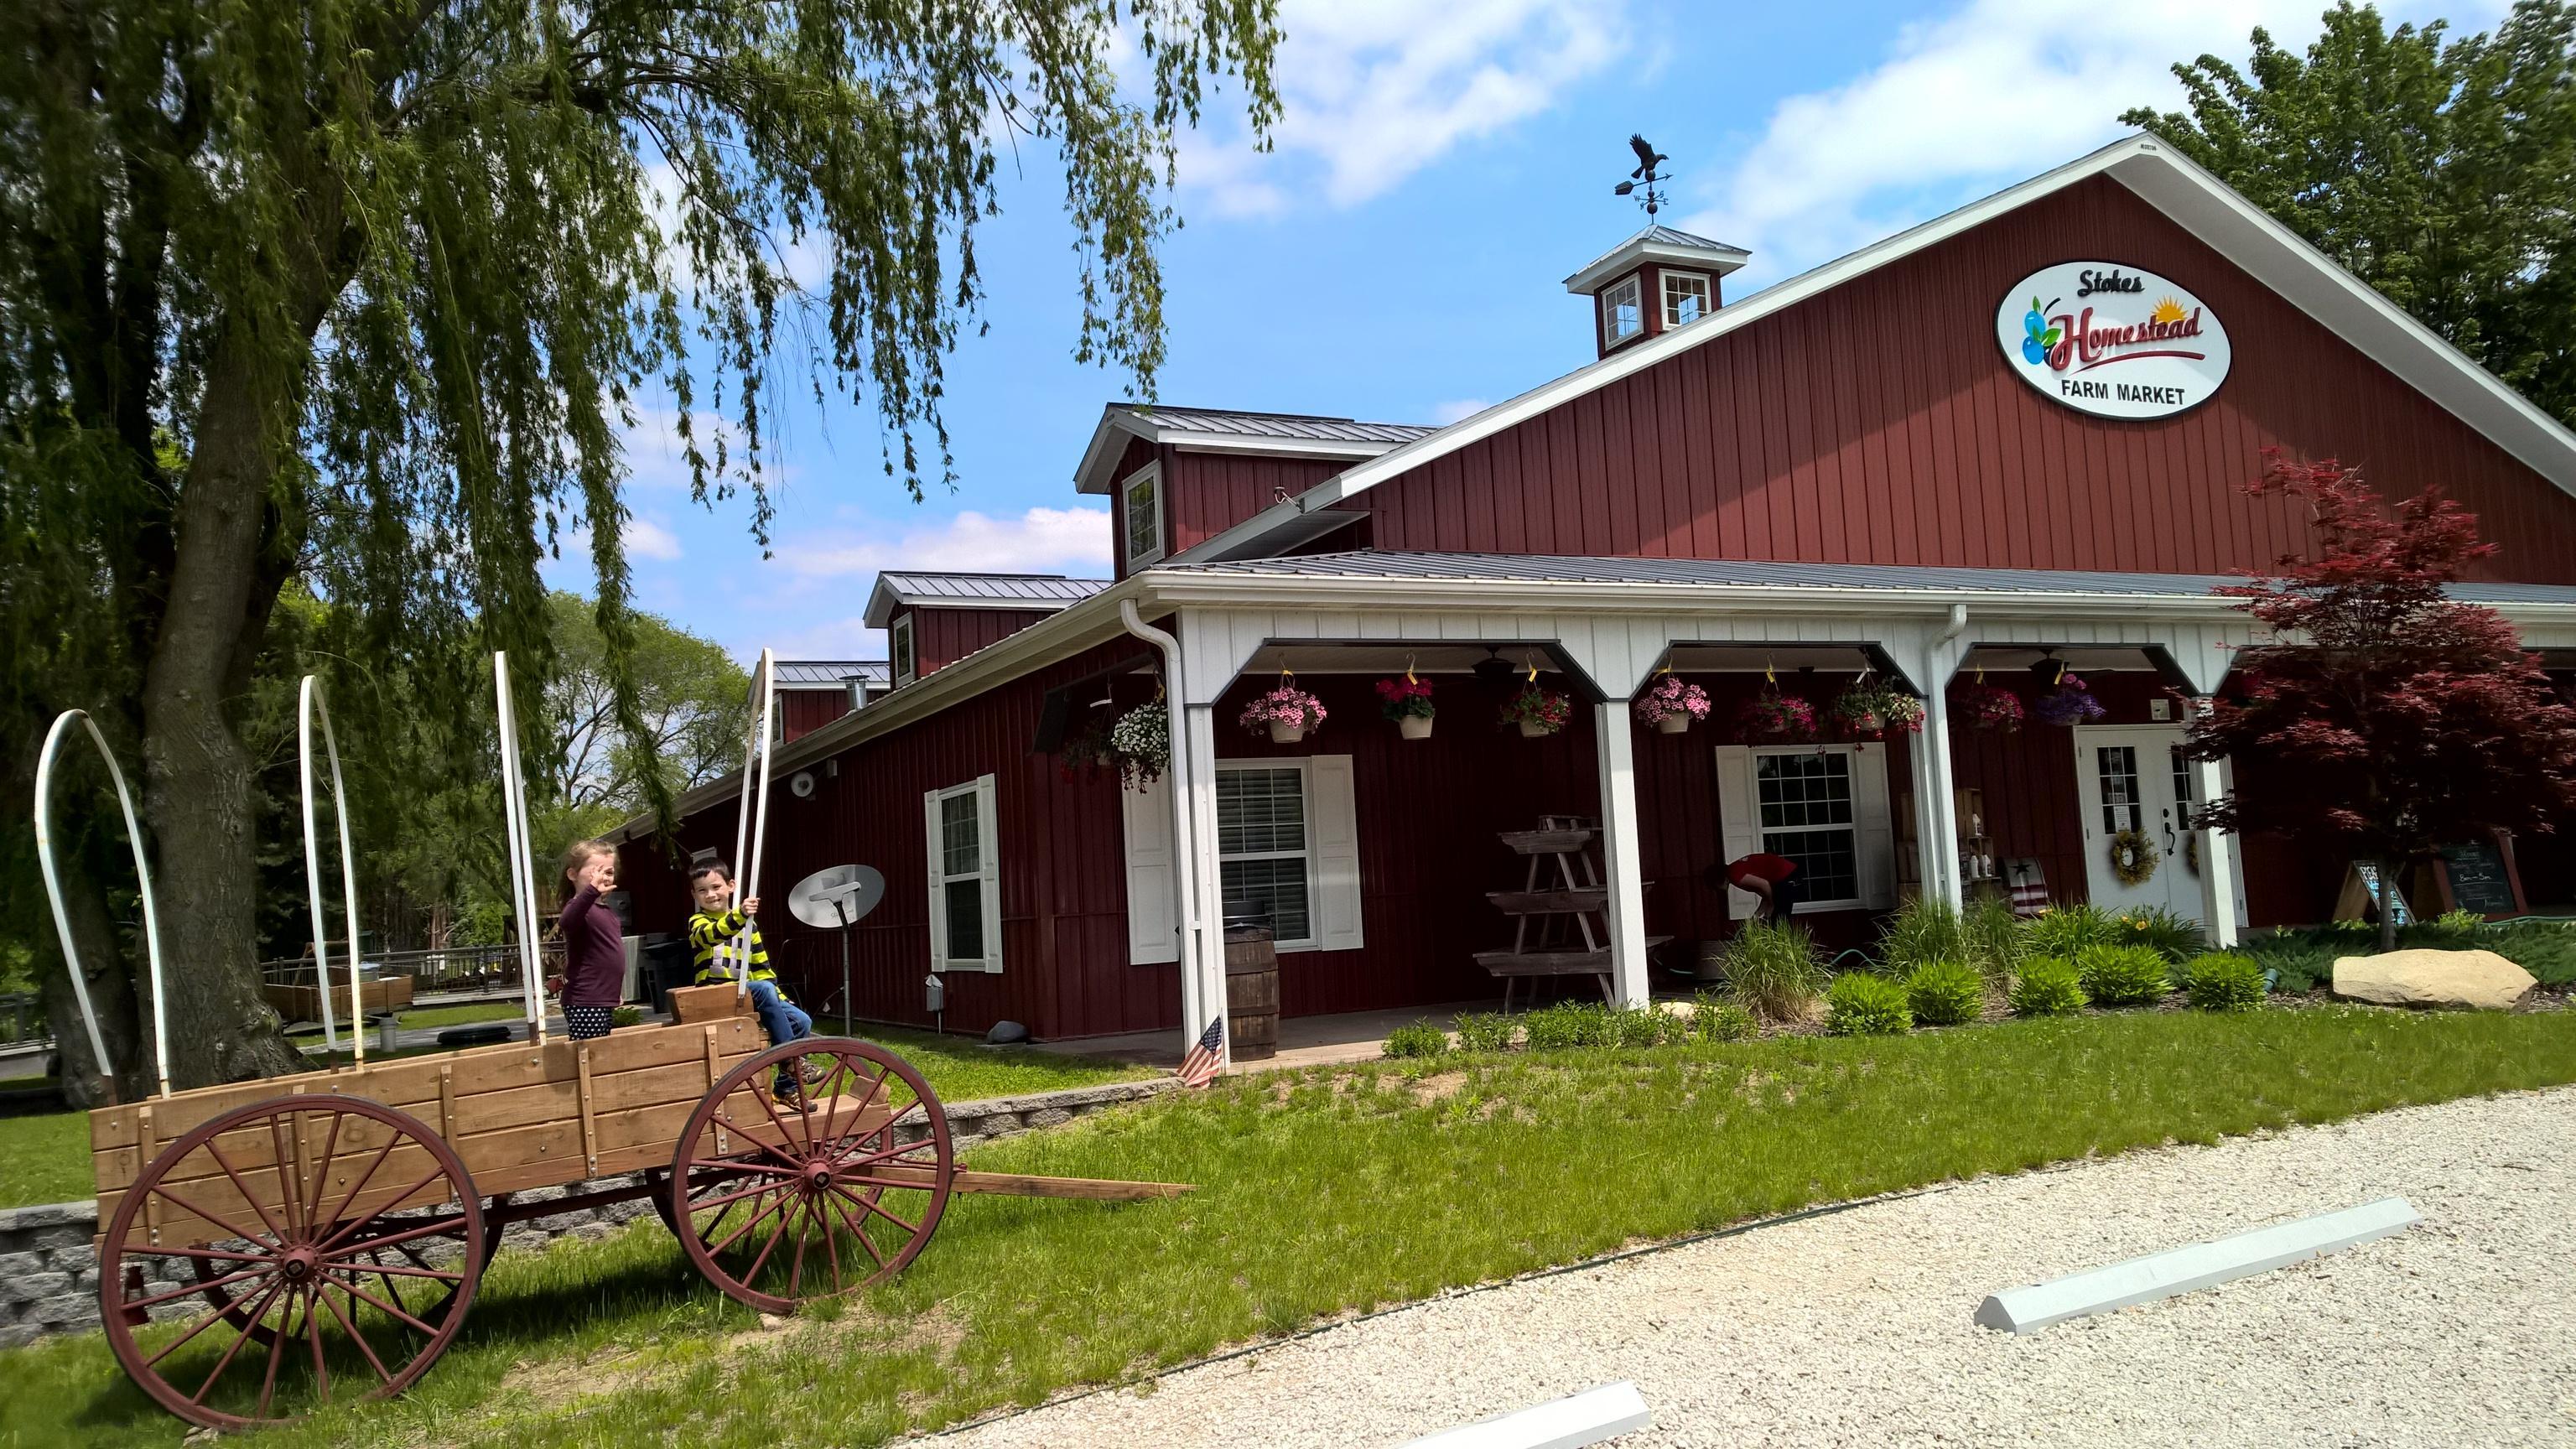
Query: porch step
1473 937 1672 976
1498 827 1597 855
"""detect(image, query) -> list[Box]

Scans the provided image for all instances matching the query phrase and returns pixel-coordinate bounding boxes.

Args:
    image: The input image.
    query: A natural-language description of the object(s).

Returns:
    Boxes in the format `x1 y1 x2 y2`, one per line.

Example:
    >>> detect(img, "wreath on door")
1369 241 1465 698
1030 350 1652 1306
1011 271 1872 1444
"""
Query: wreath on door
2109 829 2160 887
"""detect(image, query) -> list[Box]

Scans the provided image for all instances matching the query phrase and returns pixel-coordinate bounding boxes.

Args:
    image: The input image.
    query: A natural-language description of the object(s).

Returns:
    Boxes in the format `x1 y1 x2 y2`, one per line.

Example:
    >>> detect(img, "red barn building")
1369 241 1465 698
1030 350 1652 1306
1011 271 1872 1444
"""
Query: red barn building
613 137 2576 1064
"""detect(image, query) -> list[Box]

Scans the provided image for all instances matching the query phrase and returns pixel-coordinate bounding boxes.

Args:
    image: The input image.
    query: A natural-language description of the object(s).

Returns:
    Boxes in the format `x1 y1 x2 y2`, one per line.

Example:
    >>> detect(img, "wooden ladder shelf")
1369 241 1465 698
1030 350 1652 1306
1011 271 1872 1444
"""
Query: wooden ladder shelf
1473 815 1669 1009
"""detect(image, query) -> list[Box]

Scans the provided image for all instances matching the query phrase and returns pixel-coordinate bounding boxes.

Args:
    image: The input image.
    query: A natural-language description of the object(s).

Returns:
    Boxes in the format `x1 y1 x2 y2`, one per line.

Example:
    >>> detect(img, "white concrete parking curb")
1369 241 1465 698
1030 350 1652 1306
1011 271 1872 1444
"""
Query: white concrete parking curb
1976 1195 2423 1333
1400 1380 1653 1448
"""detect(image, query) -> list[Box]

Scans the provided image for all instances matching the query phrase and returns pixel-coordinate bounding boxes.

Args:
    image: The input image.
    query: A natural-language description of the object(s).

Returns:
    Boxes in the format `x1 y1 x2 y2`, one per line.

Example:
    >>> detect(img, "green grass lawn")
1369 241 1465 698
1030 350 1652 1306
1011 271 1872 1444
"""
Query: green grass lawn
4 1005 2569 1448
0 1024 1145 1211
283 1000 529 1037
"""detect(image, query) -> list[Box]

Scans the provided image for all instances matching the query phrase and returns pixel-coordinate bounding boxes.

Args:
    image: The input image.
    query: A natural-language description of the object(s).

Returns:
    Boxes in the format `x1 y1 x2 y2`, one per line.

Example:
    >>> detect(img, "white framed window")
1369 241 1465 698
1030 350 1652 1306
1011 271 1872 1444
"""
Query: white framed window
1122 462 1165 568
923 775 1002 972
891 614 917 687
1600 275 1644 349
1662 270 1711 327
1118 756 1364 962
1713 743 1894 913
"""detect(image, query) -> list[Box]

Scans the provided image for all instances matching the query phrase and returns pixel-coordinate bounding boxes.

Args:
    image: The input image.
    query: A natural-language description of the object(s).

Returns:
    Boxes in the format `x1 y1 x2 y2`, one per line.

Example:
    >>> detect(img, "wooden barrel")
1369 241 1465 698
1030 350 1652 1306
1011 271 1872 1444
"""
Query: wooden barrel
1223 926 1280 1061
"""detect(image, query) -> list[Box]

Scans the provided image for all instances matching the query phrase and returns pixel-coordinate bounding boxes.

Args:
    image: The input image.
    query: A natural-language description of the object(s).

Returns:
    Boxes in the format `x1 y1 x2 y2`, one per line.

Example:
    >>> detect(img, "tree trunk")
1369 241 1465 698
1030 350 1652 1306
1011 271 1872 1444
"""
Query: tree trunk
38 849 147 1107
136 331 306 1088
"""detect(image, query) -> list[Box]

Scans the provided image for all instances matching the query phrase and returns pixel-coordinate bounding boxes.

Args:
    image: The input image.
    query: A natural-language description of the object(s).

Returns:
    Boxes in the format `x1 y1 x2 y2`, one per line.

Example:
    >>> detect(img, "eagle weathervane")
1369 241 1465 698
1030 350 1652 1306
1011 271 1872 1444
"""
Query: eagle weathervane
1613 134 1670 218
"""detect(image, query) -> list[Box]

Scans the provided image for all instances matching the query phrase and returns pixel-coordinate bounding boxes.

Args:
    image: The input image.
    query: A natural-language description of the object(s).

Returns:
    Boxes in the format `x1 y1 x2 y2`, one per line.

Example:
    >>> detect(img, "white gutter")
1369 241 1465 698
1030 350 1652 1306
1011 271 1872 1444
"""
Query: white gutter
1119 600 1217 1065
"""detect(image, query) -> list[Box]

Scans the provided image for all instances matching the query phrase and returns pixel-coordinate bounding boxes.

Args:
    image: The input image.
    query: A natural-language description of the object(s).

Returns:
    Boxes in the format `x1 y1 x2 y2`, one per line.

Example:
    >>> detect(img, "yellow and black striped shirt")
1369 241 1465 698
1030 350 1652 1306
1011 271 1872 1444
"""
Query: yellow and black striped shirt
688 907 775 984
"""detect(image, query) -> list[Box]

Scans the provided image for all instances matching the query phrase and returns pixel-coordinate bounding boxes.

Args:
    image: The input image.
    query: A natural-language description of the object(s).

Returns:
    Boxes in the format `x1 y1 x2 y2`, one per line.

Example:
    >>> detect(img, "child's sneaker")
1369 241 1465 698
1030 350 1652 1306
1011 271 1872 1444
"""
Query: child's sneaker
797 1060 829 1088
771 1075 803 1105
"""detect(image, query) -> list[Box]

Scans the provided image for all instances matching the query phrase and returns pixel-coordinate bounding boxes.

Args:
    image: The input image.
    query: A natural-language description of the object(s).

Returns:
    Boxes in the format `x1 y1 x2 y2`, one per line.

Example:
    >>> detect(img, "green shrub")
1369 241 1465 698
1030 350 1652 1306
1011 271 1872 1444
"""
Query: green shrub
1825 972 1913 1036
1520 1002 1617 1051
1903 959 1984 1027
1723 921 1830 1022
2076 944 2173 1007
2243 929 2337 994
2433 906 2486 934
1381 1021 1450 1059
2183 953 2267 1012
1964 896 2028 979
1452 1012 1515 1054
2485 920 2576 987
1877 899 1969 974
1613 1006 1680 1048
609 1005 643 1028
2025 902 2123 958
2111 905 2205 963
2010 956 2087 1016
1687 993 1758 1043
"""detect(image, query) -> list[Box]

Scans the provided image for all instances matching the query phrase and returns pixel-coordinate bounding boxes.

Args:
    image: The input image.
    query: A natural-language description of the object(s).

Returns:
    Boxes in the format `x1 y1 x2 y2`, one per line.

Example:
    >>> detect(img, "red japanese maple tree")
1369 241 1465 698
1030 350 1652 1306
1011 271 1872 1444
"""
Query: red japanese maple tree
2187 451 2576 950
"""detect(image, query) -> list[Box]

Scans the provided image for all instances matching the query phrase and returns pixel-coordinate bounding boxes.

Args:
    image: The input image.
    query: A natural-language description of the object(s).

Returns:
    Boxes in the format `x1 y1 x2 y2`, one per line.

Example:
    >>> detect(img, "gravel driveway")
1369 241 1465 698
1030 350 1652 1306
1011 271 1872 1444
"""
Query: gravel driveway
929 1086 2576 1448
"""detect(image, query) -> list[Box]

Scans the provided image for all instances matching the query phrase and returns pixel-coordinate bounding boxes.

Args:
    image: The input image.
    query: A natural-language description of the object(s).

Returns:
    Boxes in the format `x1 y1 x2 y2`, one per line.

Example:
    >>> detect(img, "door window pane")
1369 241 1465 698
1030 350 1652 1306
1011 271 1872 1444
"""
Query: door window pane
2097 746 2140 834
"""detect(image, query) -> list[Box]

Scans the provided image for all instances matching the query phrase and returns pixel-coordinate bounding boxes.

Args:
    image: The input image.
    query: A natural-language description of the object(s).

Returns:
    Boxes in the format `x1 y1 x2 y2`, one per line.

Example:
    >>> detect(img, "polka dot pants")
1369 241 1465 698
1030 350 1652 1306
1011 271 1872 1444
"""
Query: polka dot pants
564 1005 615 1041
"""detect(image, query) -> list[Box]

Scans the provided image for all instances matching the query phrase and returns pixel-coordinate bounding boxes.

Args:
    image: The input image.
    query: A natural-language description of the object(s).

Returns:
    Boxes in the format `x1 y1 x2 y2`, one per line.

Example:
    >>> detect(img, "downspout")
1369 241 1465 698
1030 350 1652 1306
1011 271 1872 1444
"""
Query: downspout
1119 599 1208 1057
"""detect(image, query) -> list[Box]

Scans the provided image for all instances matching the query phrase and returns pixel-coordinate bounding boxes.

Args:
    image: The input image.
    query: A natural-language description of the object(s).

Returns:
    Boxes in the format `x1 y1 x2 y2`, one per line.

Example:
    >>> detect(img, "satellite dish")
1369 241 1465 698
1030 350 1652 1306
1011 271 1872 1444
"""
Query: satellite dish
789 865 885 929
790 770 817 798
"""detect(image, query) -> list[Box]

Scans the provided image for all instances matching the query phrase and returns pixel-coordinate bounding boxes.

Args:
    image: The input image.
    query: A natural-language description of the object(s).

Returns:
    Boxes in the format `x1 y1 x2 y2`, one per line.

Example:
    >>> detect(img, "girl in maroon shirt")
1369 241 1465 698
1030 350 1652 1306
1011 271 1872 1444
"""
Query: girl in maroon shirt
553 840 626 1041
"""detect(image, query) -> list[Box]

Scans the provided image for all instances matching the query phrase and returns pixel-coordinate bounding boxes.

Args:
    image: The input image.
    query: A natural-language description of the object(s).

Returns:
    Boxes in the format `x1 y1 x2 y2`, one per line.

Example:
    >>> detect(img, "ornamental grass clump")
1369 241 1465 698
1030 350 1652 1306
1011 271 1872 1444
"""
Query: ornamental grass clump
2183 953 2267 1012
1452 1012 1515 1054
2076 944 2174 1007
1380 1021 1450 1059
1903 959 1985 1026
2010 956 2087 1016
2025 901 2123 958
1687 993 1758 1043
1520 1001 1617 1051
1965 896 2027 979
1722 920 1830 1023
1826 972 1913 1036
1877 898 1970 974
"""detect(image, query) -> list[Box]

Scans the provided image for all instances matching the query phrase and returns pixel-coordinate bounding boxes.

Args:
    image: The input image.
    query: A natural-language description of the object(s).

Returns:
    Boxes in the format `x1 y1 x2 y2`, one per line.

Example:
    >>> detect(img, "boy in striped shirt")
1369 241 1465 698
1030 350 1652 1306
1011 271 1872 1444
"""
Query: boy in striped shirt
688 860 818 1099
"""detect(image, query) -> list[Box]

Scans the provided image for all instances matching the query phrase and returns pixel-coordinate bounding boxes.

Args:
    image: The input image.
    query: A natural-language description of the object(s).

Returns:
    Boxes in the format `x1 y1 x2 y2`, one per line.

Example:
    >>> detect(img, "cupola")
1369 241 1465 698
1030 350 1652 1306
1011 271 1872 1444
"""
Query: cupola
1563 224 1749 359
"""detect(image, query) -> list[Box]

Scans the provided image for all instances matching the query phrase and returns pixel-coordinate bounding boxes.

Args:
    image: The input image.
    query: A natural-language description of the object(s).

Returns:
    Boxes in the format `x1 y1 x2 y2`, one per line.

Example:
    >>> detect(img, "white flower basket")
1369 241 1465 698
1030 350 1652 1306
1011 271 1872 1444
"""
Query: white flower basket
1269 721 1306 744
1654 713 1690 735
1399 714 1434 740
1518 720 1550 739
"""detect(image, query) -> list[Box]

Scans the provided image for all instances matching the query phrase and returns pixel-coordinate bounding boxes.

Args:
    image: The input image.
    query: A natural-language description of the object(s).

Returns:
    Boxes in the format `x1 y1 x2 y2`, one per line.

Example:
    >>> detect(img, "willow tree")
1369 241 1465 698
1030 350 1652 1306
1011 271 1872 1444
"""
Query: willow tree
1 0 1280 1100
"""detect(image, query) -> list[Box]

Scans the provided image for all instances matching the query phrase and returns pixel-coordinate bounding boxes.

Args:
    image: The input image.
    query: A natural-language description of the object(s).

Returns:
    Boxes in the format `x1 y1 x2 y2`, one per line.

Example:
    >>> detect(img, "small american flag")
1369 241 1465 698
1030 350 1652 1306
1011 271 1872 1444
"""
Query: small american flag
1176 1016 1225 1088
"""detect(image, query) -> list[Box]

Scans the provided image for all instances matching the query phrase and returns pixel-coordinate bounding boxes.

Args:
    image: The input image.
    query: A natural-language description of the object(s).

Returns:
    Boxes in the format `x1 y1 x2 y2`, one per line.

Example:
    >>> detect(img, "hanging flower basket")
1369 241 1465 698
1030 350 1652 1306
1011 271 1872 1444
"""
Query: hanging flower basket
1501 682 1572 738
1633 674 1711 735
1108 702 1169 789
1240 682 1327 743
1055 723 1115 783
1831 678 1923 740
1954 682 2026 733
2033 671 2107 727
1737 688 1817 742
1374 675 1436 740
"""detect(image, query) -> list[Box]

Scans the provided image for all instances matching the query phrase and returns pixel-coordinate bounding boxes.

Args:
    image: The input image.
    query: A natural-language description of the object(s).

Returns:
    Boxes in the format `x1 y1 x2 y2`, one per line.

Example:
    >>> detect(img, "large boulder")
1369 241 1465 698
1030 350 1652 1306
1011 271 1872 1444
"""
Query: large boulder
2332 948 2536 1010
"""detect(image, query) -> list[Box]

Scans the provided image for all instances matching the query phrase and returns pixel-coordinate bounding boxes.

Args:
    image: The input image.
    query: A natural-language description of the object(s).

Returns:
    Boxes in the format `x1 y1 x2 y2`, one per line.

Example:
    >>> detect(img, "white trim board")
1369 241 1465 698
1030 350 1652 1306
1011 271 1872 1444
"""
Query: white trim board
1177 133 2576 565
1401 1381 1652 1449
1975 1197 2421 1334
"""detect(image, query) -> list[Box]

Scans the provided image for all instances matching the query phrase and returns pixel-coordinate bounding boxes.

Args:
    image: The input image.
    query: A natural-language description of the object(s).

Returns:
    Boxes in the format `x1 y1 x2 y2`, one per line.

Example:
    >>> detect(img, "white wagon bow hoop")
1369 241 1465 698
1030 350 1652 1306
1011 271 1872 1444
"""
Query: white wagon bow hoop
728 648 781 995
33 709 172 1103
299 675 370 1059
493 650 548 1044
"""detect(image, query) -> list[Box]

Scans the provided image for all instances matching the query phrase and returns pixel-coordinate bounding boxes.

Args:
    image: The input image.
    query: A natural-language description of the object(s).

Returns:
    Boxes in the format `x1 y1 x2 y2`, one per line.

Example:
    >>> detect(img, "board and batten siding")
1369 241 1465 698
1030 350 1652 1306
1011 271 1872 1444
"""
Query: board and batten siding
1356 174 2576 584
906 606 1058 678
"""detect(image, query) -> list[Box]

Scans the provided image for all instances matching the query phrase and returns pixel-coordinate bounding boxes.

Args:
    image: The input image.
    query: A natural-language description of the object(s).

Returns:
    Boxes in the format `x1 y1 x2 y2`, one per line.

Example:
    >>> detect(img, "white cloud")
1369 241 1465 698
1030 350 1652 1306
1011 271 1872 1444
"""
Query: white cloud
1178 0 1629 216
775 505 1114 579
1430 397 1493 425
759 617 889 663
1678 0 2502 286
626 517 684 561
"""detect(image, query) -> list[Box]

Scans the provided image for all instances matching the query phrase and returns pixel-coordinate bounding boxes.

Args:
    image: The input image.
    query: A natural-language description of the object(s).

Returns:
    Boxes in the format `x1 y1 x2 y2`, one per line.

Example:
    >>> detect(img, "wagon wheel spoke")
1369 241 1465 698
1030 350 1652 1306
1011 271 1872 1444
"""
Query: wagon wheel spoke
335 1258 465 1284
740 1199 797 1285
313 1134 401 1237
314 1168 457 1254
254 1289 296 1419
124 1243 278 1266
131 1265 268 1314
147 1182 278 1255
823 1189 886 1271
786 1198 814 1298
704 1110 809 1171
705 1187 793 1258
328 1270 446 1338
147 1275 279 1369
314 1276 397 1387
300 1109 347 1239
268 1115 300 1237
185 1280 285 1405
820 1194 844 1292
199 1138 290 1246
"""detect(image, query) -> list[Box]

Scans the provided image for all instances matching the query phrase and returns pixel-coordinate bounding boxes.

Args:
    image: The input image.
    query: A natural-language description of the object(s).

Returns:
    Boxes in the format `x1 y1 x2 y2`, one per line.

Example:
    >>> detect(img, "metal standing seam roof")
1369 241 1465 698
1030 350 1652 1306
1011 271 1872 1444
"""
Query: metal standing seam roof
1161 550 2576 606
1107 404 1438 447
771 660 891 688
862 572 1110 628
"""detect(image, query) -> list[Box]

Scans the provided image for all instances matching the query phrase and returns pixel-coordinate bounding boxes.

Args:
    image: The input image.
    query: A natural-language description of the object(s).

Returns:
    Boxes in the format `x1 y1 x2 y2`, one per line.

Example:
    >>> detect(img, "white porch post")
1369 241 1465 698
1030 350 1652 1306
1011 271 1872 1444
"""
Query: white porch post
1917 683 1964 910
2193 732 2241 948
1593 700 1651 1009
1179 698 1228 1067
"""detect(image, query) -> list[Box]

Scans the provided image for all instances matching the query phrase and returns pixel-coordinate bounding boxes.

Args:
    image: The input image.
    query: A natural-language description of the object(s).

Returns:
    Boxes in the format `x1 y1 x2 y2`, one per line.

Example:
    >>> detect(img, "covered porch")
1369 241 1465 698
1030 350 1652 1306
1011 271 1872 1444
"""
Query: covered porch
1124 553 2287 1071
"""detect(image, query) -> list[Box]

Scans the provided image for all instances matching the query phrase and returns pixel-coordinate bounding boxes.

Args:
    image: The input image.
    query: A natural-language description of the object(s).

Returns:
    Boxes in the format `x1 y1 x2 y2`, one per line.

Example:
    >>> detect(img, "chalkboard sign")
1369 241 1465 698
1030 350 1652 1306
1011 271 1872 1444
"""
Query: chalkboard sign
2438 839 2524 918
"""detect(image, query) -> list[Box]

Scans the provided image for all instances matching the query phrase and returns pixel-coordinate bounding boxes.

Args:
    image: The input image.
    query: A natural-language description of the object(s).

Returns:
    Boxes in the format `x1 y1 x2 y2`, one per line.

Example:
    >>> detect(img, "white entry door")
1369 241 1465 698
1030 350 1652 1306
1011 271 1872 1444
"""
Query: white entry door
2073 725 2205 922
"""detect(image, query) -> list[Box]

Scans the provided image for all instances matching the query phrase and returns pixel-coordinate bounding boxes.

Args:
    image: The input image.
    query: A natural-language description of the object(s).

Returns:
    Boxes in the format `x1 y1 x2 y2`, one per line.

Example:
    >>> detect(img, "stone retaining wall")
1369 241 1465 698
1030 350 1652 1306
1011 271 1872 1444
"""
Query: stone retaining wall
0 1075 1171 1348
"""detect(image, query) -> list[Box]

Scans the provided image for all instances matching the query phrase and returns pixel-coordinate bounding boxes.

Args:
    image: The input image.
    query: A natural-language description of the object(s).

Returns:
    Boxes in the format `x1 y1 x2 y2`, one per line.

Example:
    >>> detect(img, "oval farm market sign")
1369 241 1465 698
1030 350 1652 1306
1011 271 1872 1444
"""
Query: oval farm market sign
1997 263 2231 419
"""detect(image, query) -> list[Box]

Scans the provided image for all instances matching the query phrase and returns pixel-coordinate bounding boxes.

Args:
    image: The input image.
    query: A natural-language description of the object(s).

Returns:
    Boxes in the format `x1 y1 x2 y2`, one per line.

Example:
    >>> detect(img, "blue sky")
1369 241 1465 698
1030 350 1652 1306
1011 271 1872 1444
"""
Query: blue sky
577 0 2501 663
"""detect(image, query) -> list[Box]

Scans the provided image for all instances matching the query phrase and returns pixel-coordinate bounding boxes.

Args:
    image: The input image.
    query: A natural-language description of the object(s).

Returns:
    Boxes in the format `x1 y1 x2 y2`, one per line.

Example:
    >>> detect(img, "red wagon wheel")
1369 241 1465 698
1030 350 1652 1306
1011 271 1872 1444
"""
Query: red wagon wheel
667 1037 953 1313
98 1096 486 1431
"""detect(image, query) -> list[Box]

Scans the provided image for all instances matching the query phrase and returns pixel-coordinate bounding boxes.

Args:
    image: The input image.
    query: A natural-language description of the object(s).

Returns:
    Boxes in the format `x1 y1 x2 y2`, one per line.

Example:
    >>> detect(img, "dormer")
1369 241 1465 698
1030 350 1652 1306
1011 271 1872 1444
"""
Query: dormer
861 572 1108 685
1562 225 1749 359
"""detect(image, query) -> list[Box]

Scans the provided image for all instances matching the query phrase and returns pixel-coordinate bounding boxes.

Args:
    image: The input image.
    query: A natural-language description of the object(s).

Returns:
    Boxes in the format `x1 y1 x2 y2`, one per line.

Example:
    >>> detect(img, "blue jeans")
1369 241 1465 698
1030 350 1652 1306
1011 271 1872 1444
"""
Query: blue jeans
746 980 813 1088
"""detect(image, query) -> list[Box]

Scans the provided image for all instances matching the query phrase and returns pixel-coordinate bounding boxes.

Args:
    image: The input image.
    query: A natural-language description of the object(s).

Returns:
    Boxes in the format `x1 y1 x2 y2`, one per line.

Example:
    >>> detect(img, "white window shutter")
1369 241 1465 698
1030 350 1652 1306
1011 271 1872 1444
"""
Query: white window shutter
1712 745 1762 919
1854 745 1896 911
1121 775 1180 965
1311 755 1365 952
922 788 949 971
974 774 1003 972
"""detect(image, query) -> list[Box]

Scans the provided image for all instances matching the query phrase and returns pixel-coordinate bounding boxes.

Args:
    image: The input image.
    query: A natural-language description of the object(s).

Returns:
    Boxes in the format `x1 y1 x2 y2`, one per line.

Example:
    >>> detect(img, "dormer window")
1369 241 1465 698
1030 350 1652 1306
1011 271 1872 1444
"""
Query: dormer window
1121 462 1165 568
891 614 917 686
1600 276 1644 349
1663 270 1711 327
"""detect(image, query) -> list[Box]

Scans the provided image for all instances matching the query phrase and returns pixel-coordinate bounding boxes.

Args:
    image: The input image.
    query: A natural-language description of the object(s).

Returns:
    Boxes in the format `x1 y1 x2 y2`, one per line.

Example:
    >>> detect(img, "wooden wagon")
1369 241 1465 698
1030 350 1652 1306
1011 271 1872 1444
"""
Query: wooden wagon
88 1021 1187 1431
